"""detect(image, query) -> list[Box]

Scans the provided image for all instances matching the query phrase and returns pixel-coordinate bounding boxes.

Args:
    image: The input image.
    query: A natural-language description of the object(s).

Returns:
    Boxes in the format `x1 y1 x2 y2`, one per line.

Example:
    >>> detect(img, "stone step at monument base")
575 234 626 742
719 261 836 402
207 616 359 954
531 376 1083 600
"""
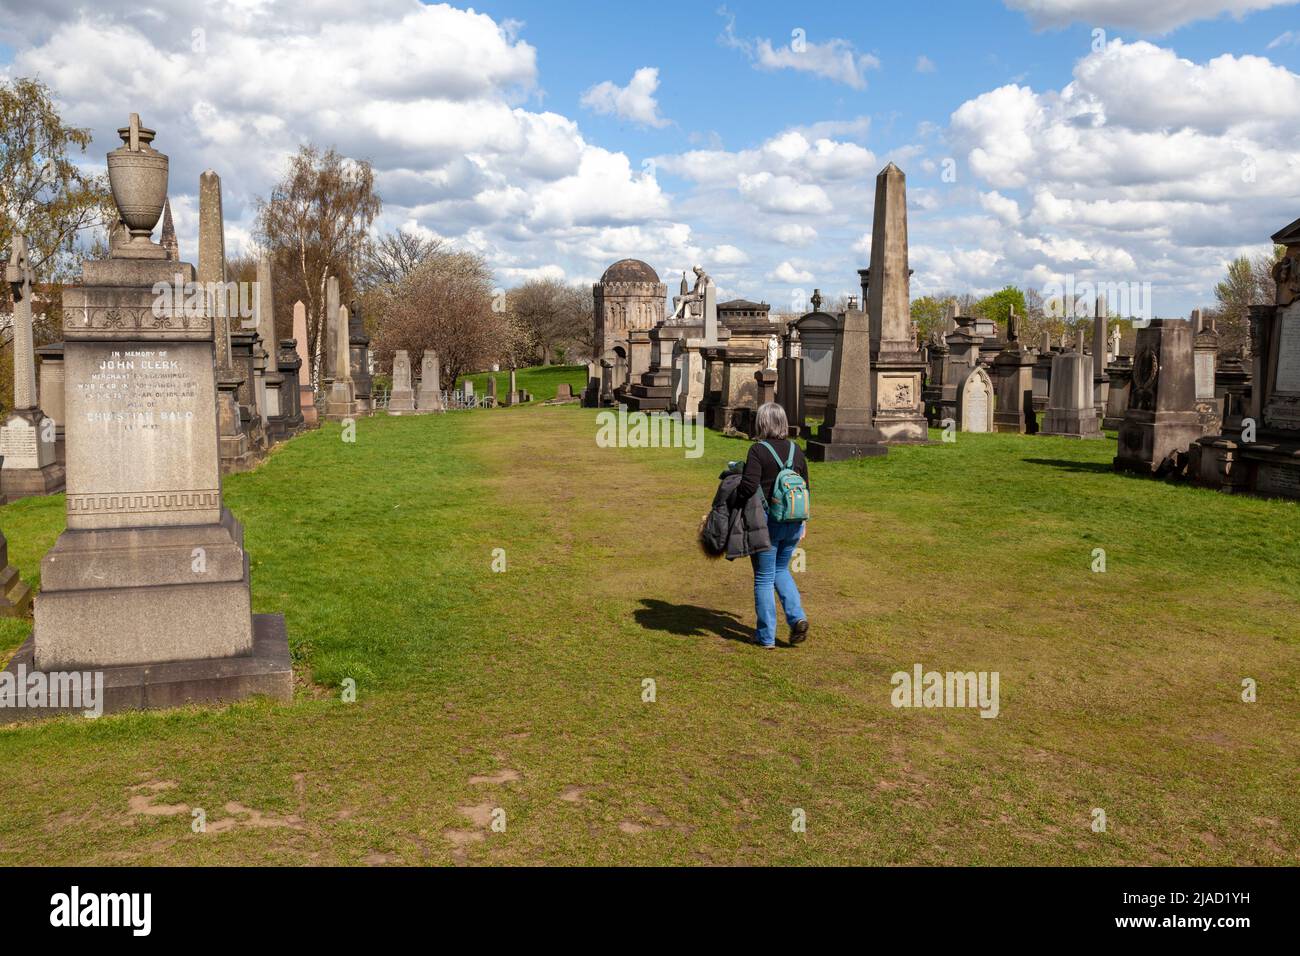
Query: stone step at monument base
622 390 672 412
387 389 416 415
1101 416 1125 430
805 422 890 461
1 614 291 720
0 462 66 503
0 564 32 618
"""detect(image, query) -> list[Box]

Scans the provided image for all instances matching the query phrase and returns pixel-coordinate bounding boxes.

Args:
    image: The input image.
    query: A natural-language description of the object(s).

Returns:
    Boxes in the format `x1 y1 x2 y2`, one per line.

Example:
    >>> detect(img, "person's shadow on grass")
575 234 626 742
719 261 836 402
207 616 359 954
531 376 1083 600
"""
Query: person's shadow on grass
634 598 756 645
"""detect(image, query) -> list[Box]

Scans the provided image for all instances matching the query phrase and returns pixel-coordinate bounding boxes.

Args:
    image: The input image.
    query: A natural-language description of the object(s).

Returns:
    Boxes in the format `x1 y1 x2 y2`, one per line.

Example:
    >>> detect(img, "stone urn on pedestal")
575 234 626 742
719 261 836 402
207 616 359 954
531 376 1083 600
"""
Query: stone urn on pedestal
106 116 169 260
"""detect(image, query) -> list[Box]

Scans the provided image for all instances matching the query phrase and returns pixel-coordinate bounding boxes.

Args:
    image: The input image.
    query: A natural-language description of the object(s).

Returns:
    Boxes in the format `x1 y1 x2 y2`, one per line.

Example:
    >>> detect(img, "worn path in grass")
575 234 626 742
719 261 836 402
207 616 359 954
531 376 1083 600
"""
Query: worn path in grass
0 402 1296 865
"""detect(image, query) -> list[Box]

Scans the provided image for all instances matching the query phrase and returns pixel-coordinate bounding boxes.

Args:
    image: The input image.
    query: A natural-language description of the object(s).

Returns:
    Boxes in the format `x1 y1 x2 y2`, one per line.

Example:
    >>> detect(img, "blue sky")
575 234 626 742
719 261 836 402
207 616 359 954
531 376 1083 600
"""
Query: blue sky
2 0 1299 315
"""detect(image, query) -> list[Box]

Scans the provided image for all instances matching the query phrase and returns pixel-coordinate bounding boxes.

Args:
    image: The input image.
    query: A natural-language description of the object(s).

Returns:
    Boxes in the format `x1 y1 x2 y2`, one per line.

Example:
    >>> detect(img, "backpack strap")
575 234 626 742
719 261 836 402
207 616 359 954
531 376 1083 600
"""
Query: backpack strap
784 442 796 469
759 441 785 470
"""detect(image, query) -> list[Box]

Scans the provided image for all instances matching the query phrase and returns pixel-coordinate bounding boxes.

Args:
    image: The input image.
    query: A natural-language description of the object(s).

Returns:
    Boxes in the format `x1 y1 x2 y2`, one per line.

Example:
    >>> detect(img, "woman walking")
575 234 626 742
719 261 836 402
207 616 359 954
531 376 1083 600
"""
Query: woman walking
732 402 810 648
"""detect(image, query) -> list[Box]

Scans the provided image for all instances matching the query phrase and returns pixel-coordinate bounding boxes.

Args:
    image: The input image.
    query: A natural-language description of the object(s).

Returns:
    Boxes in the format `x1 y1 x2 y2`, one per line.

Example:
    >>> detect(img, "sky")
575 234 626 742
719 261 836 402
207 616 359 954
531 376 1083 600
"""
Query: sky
2 0 1299 317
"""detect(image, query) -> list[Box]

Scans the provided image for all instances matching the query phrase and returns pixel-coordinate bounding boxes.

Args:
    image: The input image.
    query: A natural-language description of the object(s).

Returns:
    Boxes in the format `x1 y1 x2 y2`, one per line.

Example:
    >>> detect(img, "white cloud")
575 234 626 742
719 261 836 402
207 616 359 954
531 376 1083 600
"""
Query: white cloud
738 172 833 215
1268 30 1299 47
1 0 683 283
980 190 1022 225
1003 0 1299 33
768 261 814 284
916 55 937 73
580 66 671 128
720 11 881 89
707 244 750 265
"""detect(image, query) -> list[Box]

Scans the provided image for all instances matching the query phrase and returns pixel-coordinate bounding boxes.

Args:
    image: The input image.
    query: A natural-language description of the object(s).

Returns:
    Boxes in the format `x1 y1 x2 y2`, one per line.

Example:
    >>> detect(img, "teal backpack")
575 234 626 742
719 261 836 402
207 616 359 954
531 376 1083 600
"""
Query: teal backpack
760 441 810 523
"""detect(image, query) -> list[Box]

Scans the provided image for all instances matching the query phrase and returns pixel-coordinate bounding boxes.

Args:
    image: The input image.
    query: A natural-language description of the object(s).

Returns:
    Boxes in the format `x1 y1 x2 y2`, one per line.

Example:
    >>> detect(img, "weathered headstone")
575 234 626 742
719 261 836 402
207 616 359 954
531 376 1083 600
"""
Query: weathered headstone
9 113 290 716
1 236 65 501
323 275 339 387
349 302 373 414
1192 310 1222 434
387 350 415 414
1191 217 1300 497
955 365 994 433
806 304 888 461
1114 319 1202 473
416 350 443 412
1092 296 1110 417
256 256 288 442
0 527 32 618
1041 341 1103 439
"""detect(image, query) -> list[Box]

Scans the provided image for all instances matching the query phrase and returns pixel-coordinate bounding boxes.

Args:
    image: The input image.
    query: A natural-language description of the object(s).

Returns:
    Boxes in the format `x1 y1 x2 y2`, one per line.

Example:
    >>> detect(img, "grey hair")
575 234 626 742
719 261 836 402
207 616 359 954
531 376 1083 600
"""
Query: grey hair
754 402 789 441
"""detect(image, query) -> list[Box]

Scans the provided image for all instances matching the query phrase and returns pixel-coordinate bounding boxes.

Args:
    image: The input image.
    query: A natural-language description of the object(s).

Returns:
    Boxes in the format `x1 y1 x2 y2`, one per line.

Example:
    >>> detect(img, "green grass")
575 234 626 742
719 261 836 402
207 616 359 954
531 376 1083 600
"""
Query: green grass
459 363 585 403
0 402 1295 865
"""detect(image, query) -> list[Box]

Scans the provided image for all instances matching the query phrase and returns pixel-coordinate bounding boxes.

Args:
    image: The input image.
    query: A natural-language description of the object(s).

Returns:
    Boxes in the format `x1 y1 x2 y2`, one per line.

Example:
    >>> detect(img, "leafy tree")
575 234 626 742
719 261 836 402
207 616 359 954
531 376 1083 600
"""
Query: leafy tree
1214 246 1283 357
910 293 957 343
974 285 1027 338
255 145 381 387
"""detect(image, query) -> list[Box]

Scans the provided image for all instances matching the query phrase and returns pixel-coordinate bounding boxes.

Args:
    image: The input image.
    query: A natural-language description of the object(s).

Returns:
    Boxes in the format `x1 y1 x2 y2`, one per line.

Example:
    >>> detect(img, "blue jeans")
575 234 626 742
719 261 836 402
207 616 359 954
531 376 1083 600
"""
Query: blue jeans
750 518 806 646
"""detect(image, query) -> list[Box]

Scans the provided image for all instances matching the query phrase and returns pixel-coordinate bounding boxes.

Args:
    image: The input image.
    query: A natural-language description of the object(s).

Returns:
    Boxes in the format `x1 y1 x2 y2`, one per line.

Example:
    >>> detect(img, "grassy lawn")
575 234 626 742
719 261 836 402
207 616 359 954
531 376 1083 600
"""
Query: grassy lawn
459 363 586 403
0 398 1296 865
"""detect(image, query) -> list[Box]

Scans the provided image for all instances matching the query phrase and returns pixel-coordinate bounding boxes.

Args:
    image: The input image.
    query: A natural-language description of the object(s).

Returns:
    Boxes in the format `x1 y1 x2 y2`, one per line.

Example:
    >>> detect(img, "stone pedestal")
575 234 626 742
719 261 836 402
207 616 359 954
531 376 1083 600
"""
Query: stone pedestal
0 408 66 501
218 373 258 473
20 173 290 718
416 350 443 412
807 309 888 461
776 351 803 436
754 368 777 409
1102 358 1133 430
292 301 318 428
387 350 416 414
349 307 373 415
992 344 1038 434
230 331 269 453
1041 350 1103 439
275 338 305 436
1114 319 1203 474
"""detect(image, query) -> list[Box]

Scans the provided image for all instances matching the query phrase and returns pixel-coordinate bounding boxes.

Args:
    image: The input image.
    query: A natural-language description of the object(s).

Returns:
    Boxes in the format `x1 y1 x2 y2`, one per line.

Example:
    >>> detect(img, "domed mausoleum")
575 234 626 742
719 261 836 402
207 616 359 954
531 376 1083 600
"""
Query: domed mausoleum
591 258 667 400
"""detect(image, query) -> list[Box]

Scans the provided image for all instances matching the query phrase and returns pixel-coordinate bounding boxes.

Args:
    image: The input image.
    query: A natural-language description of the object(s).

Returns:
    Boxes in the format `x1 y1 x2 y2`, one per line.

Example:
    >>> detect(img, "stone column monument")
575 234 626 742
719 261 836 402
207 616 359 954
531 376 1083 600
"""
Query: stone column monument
865 164 927 442
1 236 65 501
7 114 291 715
200 170 258 472
416 350 443 412
325 303 357 419
256 255 288 442
293 300 318 427
387 350 415 414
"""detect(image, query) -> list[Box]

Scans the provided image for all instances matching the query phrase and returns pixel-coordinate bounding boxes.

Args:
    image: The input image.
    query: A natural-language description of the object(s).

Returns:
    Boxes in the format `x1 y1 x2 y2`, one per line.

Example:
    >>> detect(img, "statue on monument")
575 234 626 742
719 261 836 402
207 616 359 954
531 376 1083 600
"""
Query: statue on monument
668 264 712 323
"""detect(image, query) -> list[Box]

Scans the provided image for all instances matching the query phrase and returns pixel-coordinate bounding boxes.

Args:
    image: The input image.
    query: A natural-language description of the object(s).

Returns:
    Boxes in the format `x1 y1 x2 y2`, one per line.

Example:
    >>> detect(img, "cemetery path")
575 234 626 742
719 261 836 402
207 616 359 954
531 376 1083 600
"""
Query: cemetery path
0 403 1297 865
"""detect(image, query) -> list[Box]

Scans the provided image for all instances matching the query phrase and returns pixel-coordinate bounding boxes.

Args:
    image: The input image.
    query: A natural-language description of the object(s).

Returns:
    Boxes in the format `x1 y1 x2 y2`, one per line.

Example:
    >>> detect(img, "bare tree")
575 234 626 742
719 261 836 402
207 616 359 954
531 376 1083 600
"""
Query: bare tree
505 278 591 364
359 228 445 291
375 249 518 389
255 145 381 387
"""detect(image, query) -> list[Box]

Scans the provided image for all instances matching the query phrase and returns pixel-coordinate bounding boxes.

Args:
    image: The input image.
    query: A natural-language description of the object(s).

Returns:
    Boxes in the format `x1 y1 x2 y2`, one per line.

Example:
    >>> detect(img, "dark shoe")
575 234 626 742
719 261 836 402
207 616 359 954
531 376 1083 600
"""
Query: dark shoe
789 619 809 645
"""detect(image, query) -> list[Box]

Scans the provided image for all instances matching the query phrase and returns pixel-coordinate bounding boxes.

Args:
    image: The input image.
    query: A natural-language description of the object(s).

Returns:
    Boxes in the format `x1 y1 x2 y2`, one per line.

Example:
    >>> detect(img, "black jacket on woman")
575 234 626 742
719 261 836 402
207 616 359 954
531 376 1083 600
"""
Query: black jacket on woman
702 467 772 560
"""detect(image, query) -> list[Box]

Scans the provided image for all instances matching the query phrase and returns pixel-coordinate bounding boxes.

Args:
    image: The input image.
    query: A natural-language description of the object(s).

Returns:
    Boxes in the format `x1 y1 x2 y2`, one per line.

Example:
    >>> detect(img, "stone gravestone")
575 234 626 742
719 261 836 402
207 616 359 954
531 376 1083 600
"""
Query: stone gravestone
806 303 889 461
955 366 994 433
1192 218 1300 498
1114 319 1202 473
1192 310 1222 434
416 350 443 412
991 304 1038 434
2 236 65 501
7 114 290 716
323 275 339 388
555 383 574 401
35 342 66 463
293 300 318 427
0 525 32 618
349 302 373 414
866 164 928 443
256 255 289 442
1041 336 1102 439
486 374 497 404
388 350 416 414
